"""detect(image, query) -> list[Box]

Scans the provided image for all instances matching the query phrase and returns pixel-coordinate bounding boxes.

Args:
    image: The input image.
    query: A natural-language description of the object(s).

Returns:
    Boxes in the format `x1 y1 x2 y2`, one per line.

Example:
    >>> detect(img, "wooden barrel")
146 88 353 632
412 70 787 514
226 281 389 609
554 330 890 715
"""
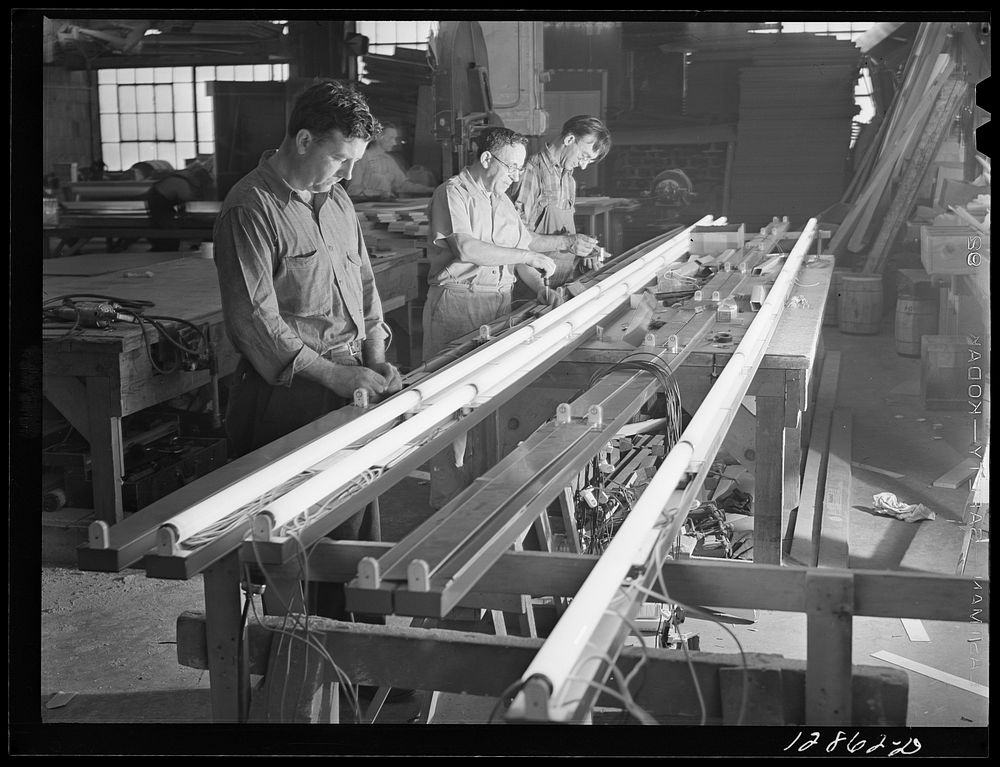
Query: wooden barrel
823 267 852 327
838 274 883 335
894 296 939 356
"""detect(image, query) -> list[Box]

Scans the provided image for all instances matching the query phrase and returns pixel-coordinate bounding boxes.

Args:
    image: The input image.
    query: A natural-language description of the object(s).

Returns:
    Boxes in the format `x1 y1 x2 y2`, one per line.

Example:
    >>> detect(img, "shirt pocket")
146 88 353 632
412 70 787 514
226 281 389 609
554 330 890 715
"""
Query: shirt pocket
276 249 330 317
339 250 366 317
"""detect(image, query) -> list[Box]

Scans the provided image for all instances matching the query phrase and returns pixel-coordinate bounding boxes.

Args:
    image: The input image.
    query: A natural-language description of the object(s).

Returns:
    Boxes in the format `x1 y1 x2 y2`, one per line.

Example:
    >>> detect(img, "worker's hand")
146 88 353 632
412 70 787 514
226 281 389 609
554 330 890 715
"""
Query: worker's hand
567 233 598 257
328 365 388 401
525 252 558 278
368 361 403 394
578 251 602 271
536 287 564 308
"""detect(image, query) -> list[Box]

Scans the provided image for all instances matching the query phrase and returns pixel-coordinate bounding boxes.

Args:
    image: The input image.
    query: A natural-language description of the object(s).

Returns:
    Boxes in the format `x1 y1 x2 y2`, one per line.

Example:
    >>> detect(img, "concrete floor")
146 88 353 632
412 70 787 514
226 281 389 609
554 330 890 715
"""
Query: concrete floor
19 279 989 755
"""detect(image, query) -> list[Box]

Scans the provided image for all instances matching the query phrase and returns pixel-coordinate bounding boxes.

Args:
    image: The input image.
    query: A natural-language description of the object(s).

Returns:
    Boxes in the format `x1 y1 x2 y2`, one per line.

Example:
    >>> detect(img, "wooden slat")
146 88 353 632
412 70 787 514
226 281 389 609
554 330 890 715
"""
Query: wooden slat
176 611 909 724
788 351 841 567
260 542 991 623
818 408 852 570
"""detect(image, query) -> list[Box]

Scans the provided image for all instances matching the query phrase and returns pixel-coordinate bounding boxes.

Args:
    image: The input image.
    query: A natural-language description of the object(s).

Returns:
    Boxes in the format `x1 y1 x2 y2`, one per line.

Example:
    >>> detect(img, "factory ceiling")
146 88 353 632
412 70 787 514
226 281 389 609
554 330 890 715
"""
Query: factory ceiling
44 17 292 70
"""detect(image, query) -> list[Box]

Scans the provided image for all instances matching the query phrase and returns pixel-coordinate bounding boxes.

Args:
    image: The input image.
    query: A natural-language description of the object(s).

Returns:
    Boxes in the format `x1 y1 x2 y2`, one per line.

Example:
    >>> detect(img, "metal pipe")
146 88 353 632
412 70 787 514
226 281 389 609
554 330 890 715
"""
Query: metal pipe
510 219 818 721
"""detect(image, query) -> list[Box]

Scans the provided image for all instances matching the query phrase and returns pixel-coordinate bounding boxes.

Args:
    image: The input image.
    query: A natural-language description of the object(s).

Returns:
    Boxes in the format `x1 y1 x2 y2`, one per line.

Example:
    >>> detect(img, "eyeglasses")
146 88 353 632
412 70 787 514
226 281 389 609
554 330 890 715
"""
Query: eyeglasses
577 148 599 164
491 155 525 176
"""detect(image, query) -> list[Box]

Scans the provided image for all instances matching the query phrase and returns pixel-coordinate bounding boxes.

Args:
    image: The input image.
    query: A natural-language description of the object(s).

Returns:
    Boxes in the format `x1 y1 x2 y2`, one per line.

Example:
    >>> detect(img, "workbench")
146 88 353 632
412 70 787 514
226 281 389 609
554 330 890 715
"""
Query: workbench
574 196 642 255
531 255 834 566
43 248 423 526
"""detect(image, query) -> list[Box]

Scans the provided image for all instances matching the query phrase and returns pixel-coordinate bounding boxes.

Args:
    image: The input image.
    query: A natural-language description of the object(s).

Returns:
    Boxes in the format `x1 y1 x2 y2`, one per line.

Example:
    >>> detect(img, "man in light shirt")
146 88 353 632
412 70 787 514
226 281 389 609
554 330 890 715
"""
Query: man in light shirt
421 126 595 508
348 122 435 201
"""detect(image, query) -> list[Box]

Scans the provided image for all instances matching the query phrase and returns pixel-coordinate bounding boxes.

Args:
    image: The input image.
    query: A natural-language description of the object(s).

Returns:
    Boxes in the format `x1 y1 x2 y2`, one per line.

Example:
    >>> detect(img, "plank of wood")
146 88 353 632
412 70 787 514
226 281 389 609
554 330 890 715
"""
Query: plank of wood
852 461 905 479
900 618 931 642
806 570 854 725
932 458 980 489
177 611 910 724
817 408 852 570
788 352 841 567
863 77 970 274
870 651 989 698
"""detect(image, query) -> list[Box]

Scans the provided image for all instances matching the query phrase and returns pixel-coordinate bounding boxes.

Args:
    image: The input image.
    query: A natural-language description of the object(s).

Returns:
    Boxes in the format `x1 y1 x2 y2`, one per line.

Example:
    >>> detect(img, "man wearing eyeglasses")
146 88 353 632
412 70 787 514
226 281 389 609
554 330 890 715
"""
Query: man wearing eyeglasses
511 115 612 297
421 126 591 508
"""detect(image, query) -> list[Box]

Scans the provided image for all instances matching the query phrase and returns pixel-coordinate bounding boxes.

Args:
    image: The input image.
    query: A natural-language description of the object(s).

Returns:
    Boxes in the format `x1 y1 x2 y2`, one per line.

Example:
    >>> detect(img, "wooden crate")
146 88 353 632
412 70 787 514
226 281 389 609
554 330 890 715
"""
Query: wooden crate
919 225 989 275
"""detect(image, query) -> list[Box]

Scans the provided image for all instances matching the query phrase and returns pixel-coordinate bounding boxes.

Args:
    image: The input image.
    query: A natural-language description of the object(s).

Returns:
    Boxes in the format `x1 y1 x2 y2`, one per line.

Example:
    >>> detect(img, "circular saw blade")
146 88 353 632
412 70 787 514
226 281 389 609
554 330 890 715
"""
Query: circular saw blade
650 169 694 205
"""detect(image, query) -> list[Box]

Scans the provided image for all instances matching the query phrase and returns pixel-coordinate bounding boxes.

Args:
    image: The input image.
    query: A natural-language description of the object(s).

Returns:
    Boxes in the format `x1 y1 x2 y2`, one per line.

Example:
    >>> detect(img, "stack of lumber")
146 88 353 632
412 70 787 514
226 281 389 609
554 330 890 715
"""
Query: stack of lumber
360 47 433 127
826 23 978 274
354 199 432 257
727 34 859 228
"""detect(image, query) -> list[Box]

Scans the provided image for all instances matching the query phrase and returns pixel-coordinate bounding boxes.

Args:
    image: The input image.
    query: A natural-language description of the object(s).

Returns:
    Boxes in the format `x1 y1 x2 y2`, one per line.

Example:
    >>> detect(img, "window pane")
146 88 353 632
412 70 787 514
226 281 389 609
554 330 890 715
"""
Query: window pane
101 143 121 171
175 112 196 142
172 66 193 82
156 142 178 166
196 66 215 81
173 82 194 112
272 63 284 79
156 113 174 140
100 113 120 142
254 63 271 80
155 84 173 112
235 64 254 81
98 84 118 113
137 113 156 140
118 85 137 113
136 84 155 112
117 68 135 84
119 114 138 141
176 141 197 165
197 111 215 143
196 81 213 112
97 68 117 85
120 143 140 169
154 66 173 83
138 141 158 161
197 140 215 155
216 65 235 80
134 67 155 84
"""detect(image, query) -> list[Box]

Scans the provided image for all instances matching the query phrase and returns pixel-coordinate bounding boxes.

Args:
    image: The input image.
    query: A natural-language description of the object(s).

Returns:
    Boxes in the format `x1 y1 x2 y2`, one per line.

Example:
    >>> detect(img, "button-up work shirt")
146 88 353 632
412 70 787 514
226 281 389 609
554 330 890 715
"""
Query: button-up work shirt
214 151 388 386
426 166 534 289
511 144 578 236
348 146 407 199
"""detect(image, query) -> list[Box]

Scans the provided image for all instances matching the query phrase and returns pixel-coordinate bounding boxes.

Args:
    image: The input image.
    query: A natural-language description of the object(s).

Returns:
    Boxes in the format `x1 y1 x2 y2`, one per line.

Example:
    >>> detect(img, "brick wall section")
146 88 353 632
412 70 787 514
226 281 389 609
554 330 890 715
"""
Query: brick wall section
606 141 729 210
43 66 95 177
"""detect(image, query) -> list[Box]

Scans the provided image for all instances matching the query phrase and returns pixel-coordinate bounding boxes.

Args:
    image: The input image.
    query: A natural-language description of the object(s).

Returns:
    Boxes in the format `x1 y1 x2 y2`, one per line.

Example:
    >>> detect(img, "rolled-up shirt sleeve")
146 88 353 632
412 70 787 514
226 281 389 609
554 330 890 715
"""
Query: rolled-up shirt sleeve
214 206 320 386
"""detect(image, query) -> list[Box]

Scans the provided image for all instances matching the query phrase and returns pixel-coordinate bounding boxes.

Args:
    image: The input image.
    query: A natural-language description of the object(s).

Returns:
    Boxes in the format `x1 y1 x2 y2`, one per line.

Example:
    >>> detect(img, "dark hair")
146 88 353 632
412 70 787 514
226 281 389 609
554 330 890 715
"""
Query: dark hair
561 115 611 160
475 127 528 159
287 79 381 142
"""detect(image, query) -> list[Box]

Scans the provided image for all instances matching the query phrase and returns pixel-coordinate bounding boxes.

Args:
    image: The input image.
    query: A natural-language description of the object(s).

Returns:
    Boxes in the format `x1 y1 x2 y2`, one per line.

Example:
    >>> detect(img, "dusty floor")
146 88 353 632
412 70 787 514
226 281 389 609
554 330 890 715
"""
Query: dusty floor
16 290 989 756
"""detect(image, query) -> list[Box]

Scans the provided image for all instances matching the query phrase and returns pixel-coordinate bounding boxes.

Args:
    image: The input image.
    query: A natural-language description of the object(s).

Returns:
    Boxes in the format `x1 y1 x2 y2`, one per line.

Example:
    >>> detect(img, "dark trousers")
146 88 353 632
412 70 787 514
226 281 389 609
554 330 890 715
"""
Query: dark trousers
226 356 378 620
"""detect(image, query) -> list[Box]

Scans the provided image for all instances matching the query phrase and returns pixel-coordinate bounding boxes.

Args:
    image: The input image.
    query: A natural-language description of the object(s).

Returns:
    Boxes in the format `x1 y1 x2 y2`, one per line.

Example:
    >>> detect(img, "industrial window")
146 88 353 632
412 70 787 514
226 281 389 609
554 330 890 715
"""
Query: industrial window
355 20 438 82
96 63 290 173
752 21 877 145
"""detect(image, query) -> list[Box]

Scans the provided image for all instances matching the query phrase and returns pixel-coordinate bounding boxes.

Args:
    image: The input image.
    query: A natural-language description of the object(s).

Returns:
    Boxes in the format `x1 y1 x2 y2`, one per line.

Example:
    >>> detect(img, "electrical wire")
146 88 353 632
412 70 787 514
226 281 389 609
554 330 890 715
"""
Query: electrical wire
487 678 530 724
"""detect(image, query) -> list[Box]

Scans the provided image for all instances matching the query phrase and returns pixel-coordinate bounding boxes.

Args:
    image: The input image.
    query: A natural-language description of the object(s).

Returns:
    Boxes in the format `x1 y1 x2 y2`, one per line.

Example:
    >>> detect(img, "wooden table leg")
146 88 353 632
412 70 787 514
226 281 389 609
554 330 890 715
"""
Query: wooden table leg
782 413 803 557
202 550 248 723
754 395 785 565
85 376 126 525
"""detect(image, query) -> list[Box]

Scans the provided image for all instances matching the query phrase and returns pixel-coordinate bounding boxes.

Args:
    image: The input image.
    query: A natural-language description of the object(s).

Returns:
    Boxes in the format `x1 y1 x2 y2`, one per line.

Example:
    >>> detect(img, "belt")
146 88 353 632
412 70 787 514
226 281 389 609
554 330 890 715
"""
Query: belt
438 281 514 294
322 339 363 359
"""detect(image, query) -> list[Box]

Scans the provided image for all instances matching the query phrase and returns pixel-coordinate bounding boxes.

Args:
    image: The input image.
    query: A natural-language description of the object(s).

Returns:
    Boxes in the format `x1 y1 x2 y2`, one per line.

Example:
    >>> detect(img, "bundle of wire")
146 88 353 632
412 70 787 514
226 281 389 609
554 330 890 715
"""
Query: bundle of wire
42 293 208 375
